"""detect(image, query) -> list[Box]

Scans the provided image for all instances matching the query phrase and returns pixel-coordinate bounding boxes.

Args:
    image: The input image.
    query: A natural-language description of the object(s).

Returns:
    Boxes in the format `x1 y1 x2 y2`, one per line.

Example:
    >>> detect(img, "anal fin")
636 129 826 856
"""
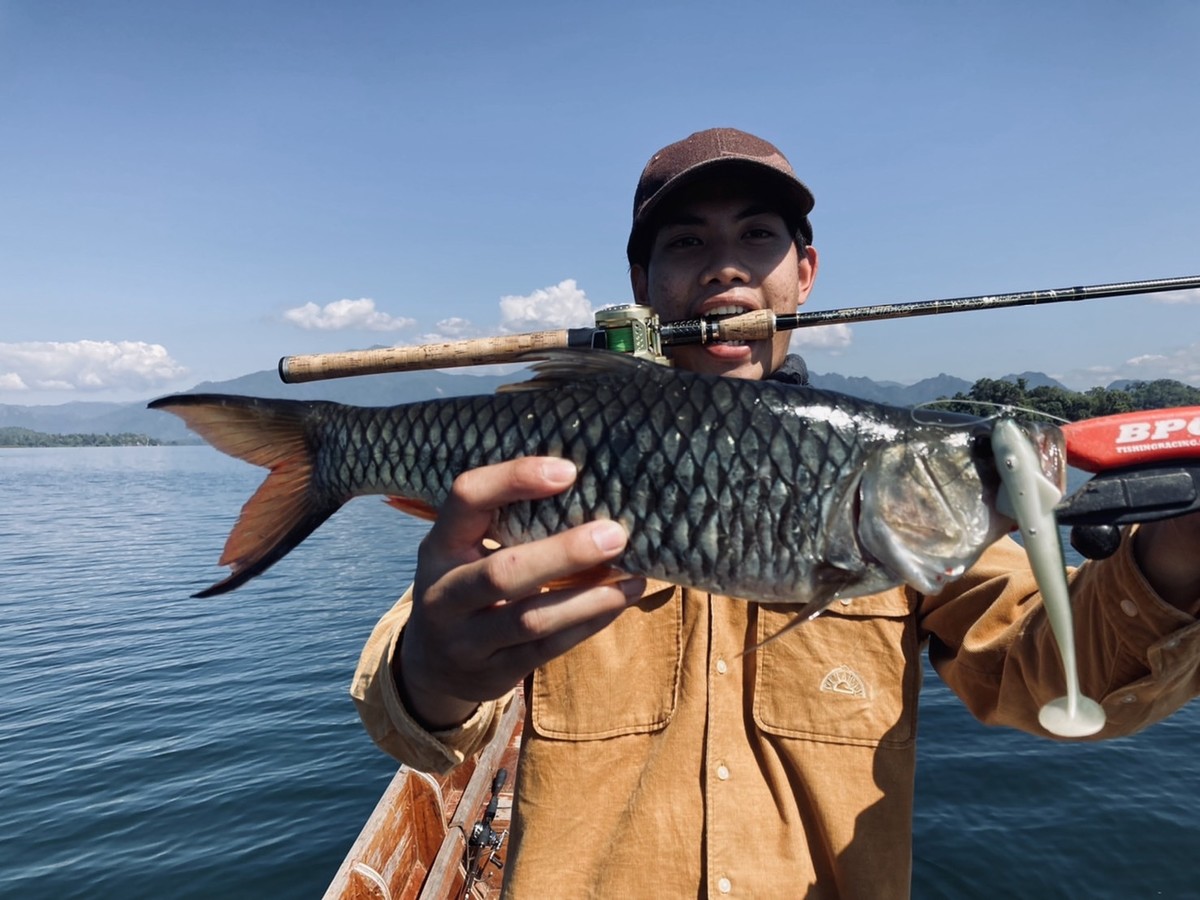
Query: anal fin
385 496 439 521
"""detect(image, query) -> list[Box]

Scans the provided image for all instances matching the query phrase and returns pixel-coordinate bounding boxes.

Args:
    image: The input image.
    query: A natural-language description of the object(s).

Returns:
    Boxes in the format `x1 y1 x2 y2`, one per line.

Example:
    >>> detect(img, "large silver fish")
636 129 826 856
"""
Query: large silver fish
150 351 1066 608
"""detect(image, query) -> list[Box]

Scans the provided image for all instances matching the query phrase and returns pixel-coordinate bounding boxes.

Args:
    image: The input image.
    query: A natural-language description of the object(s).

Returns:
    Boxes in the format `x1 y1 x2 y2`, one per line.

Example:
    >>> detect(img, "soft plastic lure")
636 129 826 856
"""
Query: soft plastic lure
992 418 1107 737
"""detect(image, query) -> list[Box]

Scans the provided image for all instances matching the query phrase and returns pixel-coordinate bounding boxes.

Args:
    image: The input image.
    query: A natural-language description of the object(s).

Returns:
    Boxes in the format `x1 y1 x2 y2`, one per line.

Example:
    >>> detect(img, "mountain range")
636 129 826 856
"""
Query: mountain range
0 365 1070 443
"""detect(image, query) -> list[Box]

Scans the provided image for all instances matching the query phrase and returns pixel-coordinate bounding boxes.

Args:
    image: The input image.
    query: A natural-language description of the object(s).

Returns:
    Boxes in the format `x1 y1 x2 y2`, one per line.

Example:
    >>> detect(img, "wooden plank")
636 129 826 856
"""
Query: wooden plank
324 766 446 900
325 691 525 900
419 694 525 899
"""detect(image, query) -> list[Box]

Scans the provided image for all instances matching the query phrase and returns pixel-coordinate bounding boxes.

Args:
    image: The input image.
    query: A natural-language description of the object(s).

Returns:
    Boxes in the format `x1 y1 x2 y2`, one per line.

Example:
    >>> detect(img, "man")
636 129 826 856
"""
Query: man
353 128 1200 897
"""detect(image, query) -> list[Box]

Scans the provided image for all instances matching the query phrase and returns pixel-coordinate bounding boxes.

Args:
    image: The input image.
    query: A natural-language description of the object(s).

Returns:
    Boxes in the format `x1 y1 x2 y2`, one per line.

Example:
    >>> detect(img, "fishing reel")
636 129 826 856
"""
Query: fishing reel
463 768 510 895
591 304 670 366
592 303 783 365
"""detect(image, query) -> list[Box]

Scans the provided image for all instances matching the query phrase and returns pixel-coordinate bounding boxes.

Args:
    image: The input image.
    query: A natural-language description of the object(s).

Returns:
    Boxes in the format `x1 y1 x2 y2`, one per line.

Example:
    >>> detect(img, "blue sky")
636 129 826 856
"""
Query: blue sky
2 0 1198 405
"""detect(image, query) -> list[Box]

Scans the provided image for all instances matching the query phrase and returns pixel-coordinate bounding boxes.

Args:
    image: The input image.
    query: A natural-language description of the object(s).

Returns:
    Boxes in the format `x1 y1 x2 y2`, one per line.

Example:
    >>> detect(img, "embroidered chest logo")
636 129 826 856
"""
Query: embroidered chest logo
820 665 868 699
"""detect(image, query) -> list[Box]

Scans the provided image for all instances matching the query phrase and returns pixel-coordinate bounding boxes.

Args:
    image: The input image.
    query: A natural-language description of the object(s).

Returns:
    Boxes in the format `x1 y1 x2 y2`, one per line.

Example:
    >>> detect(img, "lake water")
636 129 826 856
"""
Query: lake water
2 447 1196 898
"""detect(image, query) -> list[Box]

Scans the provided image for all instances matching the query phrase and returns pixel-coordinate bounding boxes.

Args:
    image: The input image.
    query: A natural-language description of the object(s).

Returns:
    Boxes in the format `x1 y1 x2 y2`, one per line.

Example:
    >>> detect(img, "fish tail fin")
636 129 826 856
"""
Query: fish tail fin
149 394 343 597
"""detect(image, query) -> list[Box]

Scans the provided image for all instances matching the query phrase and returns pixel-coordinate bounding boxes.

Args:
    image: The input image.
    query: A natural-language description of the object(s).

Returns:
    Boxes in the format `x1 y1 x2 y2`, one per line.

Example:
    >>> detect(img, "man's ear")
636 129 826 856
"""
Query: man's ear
630 263 650 306
797 245 819 304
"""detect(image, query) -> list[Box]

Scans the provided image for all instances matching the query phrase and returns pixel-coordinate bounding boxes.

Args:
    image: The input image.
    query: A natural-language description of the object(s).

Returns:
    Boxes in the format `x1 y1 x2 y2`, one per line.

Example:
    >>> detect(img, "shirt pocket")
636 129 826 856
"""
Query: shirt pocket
530 586 682 740
753 591 920 749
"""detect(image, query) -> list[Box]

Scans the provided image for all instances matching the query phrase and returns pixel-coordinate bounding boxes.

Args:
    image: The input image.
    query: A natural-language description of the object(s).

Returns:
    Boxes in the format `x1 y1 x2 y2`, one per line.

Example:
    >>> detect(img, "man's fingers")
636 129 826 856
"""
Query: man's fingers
482 577 646 673
424 518 631 620
429 457 579 552
415 578 645 702
481 519 630 600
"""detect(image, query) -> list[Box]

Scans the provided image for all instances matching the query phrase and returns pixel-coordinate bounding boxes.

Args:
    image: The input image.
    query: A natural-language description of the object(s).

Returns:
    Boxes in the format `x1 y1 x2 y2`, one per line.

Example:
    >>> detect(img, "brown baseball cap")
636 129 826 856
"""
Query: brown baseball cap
626 127 815 266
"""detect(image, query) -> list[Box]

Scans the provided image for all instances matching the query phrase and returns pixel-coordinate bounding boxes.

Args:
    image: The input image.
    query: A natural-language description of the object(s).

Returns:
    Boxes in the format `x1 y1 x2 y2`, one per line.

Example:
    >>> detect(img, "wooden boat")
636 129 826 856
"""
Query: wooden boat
324 691 525 900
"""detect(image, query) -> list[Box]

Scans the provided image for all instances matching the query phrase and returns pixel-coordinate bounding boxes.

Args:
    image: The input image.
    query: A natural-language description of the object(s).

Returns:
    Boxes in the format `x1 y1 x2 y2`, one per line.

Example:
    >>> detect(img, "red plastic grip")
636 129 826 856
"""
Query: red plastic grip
1062 406 1200 472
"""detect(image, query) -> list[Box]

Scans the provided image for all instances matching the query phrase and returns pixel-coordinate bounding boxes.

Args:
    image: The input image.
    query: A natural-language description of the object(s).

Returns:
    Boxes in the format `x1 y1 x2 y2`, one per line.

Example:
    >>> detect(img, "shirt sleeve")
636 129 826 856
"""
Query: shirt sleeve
349 586 514 773
920 529 1200 739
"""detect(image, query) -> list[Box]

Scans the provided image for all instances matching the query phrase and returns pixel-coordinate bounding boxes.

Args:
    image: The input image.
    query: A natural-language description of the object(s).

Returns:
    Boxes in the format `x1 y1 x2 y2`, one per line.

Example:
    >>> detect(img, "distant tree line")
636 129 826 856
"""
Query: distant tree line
939 378 1200 420
0 427 166 448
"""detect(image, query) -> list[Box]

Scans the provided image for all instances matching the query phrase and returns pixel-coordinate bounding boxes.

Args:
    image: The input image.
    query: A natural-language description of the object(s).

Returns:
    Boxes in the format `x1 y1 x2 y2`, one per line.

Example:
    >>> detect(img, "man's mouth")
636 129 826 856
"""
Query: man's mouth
703 303 754 346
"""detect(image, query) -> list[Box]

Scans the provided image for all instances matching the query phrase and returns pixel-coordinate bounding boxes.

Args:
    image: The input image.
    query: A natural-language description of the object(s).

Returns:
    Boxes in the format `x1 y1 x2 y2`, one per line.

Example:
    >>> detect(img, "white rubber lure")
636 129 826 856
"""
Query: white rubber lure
992 418 1107 738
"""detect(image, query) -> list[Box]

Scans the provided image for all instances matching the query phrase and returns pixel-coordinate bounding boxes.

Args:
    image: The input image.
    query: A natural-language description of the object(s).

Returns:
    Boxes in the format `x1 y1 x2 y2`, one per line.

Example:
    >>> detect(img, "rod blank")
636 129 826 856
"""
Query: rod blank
770 275 1200 332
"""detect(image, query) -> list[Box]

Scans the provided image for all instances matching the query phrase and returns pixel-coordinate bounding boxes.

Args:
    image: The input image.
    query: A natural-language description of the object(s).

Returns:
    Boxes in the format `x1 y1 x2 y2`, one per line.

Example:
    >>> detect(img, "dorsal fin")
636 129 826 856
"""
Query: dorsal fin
497 349 667 394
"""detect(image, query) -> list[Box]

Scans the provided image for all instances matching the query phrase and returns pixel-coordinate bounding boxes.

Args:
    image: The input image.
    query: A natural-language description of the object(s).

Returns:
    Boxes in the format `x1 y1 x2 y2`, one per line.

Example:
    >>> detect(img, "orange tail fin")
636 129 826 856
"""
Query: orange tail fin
149 394 345 597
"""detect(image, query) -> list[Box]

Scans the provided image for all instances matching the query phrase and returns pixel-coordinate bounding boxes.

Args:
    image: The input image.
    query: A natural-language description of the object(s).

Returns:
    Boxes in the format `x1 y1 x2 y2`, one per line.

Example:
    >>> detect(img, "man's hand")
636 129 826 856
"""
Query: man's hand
1134 511 1200 615
397 457 646 730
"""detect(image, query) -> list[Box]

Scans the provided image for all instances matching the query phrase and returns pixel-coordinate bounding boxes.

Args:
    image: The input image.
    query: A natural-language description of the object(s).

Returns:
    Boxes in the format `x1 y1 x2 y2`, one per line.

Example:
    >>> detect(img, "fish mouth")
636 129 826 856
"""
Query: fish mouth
855 433 1011 597
971 420 1068 502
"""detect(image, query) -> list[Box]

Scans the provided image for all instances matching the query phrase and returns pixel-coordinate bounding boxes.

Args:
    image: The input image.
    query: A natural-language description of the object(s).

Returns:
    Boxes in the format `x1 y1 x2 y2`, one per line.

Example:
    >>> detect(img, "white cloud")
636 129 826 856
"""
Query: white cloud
1151 288 1200 305
1057 342 1200 388
432 317 477 338
1126 353 1167 367
0 341 188 393
410 317 484 345
402 279 597 347
1077 364 1119 381
283 298 416 331
1122 345 1200 383
499 279 595 332
788 323 853 350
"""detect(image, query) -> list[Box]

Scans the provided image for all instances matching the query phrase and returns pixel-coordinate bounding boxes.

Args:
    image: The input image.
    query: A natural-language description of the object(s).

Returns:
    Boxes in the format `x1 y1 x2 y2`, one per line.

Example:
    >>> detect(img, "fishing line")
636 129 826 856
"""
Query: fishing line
909 400 1070 427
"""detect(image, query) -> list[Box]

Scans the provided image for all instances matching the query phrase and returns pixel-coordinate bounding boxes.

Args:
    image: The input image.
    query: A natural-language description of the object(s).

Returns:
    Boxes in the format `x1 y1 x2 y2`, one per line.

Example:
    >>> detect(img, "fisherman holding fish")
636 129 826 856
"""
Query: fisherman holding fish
217 128 1200 896
341 129 1200 897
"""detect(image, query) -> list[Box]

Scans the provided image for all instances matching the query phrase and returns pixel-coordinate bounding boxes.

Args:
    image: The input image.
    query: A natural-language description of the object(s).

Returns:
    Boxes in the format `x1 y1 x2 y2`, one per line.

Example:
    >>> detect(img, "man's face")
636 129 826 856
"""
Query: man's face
630 181 818 381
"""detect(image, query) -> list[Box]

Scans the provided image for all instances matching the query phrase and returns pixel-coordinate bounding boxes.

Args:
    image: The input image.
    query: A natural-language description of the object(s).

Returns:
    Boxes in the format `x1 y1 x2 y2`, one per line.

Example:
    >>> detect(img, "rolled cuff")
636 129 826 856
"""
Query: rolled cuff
350 586 513 774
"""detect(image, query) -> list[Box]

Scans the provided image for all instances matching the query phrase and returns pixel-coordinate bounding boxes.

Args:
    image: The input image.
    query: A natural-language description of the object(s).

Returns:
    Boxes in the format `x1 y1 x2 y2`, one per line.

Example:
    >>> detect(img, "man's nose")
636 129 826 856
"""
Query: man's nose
701 240 750 284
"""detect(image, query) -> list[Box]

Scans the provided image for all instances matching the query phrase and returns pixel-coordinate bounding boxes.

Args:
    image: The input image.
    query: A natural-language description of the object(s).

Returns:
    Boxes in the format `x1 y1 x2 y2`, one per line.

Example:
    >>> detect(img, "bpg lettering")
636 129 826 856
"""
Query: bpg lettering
1114 414 1200 444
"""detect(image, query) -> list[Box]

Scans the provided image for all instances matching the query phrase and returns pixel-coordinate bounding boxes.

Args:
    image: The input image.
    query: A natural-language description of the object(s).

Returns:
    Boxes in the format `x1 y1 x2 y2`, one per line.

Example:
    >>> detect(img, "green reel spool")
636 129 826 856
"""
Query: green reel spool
593 305 669 365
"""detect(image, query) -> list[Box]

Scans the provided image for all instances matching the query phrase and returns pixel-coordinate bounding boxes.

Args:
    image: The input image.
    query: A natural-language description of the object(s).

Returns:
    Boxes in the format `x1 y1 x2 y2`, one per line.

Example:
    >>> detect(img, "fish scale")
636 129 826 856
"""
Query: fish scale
149 350 1063 604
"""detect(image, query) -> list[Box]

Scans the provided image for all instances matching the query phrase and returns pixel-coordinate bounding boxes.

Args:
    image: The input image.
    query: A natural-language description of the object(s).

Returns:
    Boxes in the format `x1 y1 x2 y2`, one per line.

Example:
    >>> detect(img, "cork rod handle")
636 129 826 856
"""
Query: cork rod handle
279 330 574 383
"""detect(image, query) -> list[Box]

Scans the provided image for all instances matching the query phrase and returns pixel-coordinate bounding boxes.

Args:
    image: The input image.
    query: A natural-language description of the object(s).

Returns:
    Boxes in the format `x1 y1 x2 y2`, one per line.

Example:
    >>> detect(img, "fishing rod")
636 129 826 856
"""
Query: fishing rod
278 274 1200 384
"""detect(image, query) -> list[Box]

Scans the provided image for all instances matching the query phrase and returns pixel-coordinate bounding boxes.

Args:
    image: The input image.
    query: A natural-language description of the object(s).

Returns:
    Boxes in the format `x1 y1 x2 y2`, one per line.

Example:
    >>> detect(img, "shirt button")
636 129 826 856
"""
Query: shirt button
716 658 728 675
718 877 732 894
716 764 730 781
1120 599 1138 618
1120 693 1138 705
1164 638 1180 650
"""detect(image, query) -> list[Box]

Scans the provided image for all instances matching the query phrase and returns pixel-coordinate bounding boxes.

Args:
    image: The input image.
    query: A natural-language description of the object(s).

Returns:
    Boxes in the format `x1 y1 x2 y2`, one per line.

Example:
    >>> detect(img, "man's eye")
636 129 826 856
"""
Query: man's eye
666 235 701 249
744 227 775 240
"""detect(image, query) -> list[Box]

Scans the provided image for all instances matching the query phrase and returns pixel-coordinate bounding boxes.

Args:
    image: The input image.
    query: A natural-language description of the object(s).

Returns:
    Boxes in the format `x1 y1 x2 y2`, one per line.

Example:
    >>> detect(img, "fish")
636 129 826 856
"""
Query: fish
149 350 1067 609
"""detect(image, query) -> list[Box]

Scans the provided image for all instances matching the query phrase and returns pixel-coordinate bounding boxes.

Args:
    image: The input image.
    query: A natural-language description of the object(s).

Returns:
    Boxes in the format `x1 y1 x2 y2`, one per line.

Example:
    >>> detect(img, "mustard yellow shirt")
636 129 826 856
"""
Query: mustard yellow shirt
351 533 1199 898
